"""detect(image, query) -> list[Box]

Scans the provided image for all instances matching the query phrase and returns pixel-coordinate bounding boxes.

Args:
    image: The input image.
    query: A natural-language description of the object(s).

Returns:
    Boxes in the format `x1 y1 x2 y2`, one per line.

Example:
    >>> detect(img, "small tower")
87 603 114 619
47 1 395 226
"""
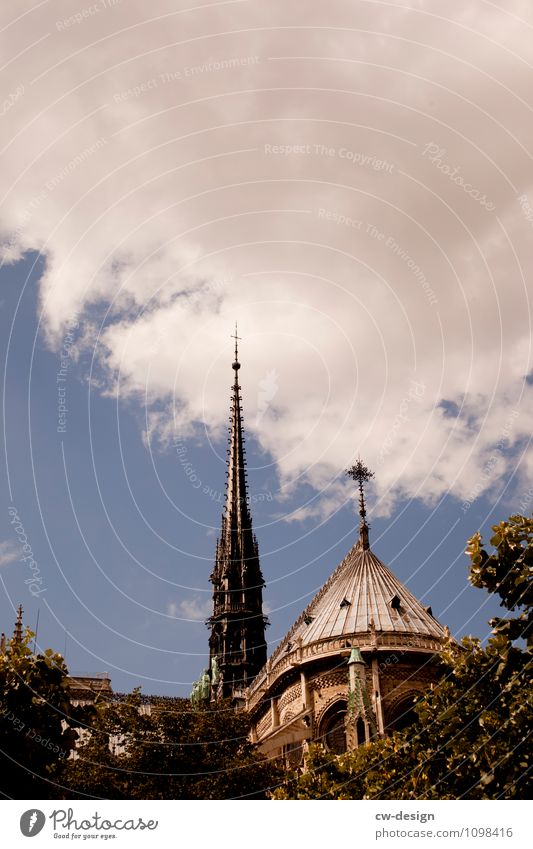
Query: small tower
208 327 268 700
12 604 24 646
346 646 377 750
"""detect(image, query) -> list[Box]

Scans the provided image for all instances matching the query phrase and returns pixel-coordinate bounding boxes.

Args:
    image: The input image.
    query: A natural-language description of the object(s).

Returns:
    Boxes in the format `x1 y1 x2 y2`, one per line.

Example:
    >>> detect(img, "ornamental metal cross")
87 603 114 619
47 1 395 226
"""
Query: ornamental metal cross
231 323 242 362
345 459 374 522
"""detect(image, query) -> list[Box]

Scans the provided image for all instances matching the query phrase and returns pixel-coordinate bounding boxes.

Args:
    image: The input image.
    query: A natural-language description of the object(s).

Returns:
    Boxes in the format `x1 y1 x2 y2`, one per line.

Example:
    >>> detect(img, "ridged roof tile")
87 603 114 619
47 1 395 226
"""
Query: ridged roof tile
270 538 446 665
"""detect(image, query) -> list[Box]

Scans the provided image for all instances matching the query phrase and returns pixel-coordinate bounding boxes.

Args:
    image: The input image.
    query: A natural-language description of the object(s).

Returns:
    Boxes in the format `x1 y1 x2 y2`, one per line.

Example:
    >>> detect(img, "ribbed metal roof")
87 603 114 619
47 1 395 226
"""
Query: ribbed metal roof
271 538 446 661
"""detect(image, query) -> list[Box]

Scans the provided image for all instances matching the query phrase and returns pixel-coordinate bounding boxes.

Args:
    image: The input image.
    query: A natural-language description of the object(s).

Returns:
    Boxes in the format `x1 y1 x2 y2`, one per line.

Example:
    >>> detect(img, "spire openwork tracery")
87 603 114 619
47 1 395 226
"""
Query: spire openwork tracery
208 327 268 700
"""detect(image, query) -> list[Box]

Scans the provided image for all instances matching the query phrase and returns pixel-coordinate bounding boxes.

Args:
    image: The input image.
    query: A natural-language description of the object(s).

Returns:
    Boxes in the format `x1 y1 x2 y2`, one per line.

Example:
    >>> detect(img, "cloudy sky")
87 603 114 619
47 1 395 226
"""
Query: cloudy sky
0 0 531 694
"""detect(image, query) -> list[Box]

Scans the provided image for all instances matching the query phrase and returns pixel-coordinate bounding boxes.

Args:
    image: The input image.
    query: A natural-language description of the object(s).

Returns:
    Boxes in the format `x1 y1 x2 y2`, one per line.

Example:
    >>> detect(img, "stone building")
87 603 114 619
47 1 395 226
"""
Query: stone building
206 334 449 762
68 673 113 705
4 333 450 769
244 522 448 762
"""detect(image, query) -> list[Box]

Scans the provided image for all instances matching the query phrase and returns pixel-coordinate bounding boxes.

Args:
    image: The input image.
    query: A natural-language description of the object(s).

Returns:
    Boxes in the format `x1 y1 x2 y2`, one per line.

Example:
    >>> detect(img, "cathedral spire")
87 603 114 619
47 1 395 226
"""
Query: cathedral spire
13 604 23 646
208 328 267 700
223 322 250 548
345 459 374 550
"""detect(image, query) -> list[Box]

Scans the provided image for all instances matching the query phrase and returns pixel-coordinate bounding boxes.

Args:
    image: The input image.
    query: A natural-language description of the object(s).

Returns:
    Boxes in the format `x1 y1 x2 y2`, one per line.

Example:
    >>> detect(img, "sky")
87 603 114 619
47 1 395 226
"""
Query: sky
0 0 532 696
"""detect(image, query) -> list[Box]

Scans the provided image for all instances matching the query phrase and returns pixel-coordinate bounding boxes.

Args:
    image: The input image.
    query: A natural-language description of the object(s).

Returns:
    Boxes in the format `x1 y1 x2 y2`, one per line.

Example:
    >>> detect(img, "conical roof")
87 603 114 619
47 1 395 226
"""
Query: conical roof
269 538 446 666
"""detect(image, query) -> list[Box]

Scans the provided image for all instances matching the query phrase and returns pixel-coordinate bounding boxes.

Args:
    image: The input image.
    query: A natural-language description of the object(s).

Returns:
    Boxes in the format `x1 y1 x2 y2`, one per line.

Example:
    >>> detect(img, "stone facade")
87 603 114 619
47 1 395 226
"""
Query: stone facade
246 635 445 760
241 535 449 761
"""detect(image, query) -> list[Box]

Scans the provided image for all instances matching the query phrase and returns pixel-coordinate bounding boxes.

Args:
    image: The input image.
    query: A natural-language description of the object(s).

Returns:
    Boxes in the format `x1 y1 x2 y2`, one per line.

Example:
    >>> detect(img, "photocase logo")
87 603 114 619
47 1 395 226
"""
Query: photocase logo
20 809 46 837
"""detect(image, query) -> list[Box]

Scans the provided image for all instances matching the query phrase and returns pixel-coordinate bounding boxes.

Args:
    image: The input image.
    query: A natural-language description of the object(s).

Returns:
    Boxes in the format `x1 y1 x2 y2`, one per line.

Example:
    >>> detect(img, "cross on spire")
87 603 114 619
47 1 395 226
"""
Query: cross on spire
345 459 374 550
231 322 241 370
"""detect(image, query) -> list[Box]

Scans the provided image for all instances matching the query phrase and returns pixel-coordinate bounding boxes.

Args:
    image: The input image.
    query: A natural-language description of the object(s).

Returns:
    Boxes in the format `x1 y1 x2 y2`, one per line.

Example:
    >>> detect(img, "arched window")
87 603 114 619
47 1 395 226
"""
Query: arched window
356 717 366 747
387 693 419 733
319 700 348 754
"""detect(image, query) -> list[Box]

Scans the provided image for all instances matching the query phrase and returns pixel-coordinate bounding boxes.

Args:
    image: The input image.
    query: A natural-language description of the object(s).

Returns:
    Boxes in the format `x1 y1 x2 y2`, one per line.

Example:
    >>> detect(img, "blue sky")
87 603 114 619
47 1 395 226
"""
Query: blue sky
0 252 521 696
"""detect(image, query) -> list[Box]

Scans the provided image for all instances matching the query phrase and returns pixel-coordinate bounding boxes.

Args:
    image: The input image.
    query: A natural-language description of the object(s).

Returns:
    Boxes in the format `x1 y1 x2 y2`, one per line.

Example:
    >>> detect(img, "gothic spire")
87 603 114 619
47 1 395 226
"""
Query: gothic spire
345 459 374 550
13 604 23 645
222 322 252 551
208 327 267 700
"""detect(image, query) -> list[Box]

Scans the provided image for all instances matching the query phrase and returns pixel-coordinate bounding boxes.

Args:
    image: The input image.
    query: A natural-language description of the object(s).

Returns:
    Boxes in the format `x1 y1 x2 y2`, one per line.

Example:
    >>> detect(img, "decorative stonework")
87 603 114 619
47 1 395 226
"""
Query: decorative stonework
250 642 446 757
278 683 302 714
315 693 348 730
310 670 348 691
256 715 271 739
247 634 444 712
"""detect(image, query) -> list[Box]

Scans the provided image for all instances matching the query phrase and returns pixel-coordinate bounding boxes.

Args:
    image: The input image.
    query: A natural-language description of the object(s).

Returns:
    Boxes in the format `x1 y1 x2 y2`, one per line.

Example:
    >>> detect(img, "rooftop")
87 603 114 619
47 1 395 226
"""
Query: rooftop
267 536 447 670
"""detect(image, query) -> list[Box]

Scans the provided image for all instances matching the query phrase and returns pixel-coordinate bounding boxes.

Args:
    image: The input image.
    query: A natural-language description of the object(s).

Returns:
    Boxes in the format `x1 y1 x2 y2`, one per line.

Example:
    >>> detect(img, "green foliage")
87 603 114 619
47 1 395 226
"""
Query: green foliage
0 629 85 799
467 513 532 648
275 514 533 800
62 694 282 799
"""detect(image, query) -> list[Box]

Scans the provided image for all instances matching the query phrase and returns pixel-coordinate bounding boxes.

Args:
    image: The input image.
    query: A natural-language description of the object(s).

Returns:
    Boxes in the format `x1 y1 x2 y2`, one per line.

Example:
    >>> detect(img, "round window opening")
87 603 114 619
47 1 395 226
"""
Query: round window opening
319 701 348 754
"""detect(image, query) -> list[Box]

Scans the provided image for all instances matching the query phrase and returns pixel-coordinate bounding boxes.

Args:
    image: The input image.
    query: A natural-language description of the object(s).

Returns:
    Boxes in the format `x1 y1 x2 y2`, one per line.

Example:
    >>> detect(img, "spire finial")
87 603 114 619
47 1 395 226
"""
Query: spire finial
13 604 23 645
231 322 241 371
345 458 374 549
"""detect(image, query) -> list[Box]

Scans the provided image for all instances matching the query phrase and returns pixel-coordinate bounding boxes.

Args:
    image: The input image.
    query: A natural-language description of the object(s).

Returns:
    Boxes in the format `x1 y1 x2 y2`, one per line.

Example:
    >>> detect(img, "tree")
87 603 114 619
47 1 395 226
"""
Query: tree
0 629 86 799
468 513 532 648
62 692 283 799
274 514 533 800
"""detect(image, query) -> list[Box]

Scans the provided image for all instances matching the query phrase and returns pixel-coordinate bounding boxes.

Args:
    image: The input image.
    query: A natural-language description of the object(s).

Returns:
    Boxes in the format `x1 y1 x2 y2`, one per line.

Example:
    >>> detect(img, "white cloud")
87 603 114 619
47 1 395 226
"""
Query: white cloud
0 540 20 568
1 0 532 516
178 597 212 621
